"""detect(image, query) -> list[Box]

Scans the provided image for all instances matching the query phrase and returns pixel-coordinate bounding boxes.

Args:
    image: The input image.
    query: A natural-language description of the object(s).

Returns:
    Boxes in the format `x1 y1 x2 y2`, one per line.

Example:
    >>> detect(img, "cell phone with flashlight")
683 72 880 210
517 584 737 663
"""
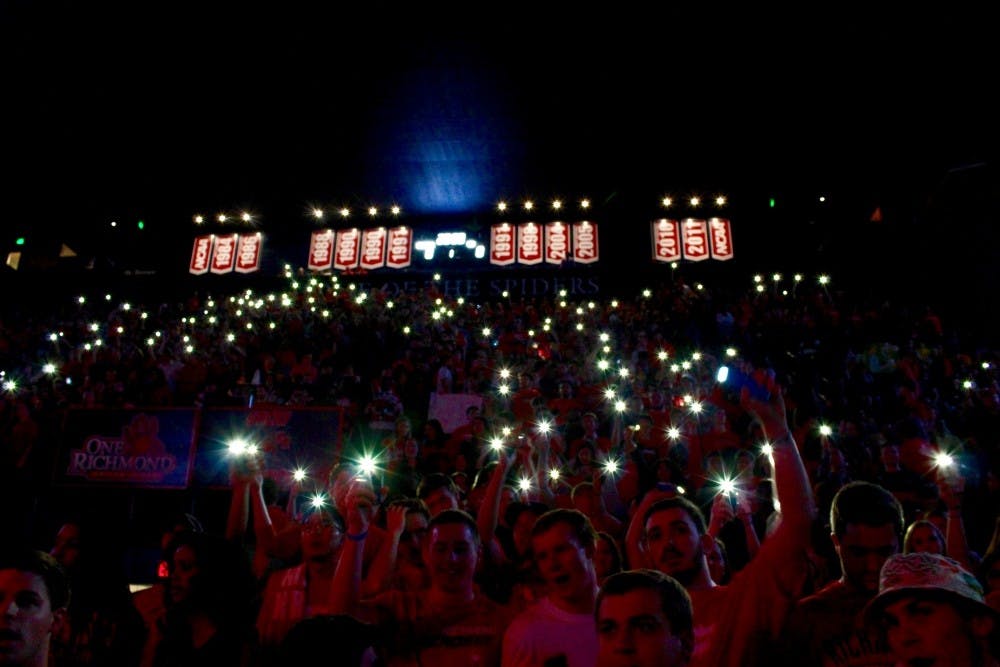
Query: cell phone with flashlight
716 365 771 402
727 488 740 513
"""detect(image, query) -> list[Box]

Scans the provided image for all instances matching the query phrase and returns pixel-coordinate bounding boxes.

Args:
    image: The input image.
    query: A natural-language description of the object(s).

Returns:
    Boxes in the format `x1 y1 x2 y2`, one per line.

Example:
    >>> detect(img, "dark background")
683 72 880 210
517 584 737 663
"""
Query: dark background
2 3 997 337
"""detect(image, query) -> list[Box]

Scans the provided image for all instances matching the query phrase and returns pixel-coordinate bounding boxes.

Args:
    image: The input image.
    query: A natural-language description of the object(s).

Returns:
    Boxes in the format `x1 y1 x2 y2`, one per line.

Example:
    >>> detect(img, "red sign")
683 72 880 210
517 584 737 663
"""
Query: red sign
490 223 516 266
572 221 599 264
518 222 543 265
308 229 335 272
235 233 262 273
545 222 569 264
189 235 214 275
386 227 412 269
681 219 709 262
652 219 682 263
210 233 239 274
708 217 734 260
360 228 387 269
333 228 361 271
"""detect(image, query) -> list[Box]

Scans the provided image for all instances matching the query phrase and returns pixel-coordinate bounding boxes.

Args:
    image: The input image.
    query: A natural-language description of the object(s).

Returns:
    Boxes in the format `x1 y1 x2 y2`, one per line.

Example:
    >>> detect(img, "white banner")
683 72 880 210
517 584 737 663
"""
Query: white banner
360 227 387 270
708 217 734 260
189 235 214 275
234 233 262 273
518 222 543 265
681 218 710 262
652 219 682 262
333 228 361 271
490 223 516 266
210 233 239 274
308 229 335 272
386 227 412 269
572 221 599 264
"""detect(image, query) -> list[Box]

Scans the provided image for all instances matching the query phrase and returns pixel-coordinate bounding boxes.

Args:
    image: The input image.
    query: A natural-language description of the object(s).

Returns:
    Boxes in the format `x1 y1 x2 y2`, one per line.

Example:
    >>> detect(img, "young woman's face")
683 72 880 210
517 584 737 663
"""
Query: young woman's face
593 537 618 580
169 544 200 605
905 524 944 555
706 540 727 584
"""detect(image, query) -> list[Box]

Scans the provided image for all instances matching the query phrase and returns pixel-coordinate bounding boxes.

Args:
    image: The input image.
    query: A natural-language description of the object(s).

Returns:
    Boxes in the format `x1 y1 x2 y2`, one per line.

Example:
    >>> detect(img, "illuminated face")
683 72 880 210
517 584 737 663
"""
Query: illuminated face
706 540 726 584
347 480 378 525
594 537 618 582
50 523 83 571
531 522 596 605
0 568 65 667
400 512 429 563
597 589 689 667
833 523 899 593
300 511 342 561
643 507 705 584
424 488 459 518
905 524 944 555
423 522 479 595
169 544 200 605
513 510 540 556
880 596 978 667
880 445 901 468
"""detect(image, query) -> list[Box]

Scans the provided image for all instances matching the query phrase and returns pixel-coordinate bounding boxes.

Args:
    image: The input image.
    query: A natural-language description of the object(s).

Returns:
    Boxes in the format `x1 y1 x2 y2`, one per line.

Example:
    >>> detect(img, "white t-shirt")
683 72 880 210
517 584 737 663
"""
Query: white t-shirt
501 596 597 667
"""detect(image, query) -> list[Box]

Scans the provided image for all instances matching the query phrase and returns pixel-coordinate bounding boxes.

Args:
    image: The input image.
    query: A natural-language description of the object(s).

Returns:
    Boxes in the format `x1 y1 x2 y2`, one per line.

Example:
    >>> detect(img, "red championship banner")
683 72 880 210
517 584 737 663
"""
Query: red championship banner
386 226 412 269
545 221 569 264
189 235 214 275
490 223 516 266
333 228 361 271
680 218 710 262
210 233 239 274
360 227 388 270
572 221 599 264
518 222 543 265
708 217 734 260
308 229 335 272
235 233 262 273
652 219 682 263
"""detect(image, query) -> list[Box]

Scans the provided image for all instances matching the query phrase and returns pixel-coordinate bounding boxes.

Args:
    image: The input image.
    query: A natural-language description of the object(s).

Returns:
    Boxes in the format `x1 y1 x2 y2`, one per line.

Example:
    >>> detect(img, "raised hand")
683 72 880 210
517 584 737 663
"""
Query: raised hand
385 503 409 539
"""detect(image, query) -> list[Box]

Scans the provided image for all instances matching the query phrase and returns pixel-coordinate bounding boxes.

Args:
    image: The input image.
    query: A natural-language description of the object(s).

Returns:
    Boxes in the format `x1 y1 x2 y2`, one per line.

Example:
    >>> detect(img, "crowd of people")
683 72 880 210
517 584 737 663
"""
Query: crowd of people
3 265 1000 666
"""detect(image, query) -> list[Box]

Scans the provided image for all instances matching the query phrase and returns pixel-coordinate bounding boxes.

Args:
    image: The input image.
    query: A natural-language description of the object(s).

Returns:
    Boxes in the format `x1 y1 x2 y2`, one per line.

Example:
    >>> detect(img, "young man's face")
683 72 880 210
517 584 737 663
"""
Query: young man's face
833 523 899 593
644 508 706 586
424 488 459 518
596 588 689 667
880 596 982 667
299 511 342 561
532 522 595 604
0 568 65 666
400 512 429 563
423 522 479 595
